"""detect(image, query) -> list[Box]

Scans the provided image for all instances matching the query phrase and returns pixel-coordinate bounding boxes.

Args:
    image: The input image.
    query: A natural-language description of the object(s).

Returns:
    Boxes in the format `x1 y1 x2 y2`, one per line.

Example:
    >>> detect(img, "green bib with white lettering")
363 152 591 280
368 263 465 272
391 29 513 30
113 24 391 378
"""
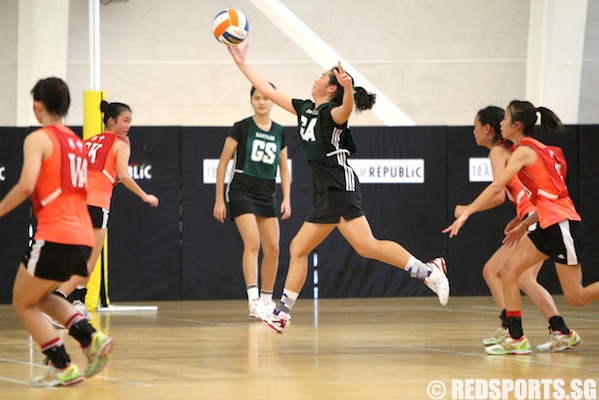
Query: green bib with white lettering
242 118 284 180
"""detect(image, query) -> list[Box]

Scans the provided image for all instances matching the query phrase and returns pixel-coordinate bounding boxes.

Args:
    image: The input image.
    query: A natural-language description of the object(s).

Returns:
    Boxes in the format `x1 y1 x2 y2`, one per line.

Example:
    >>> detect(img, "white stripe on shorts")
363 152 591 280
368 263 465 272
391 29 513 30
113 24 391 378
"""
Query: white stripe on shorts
558 220 578 265
101 208 110 229
26 240 45 277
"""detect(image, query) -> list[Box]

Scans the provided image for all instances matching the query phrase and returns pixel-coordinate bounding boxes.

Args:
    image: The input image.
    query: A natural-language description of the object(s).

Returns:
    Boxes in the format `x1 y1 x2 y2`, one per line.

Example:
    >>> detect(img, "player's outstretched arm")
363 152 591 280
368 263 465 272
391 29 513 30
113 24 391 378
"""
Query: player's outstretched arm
228 45 295 115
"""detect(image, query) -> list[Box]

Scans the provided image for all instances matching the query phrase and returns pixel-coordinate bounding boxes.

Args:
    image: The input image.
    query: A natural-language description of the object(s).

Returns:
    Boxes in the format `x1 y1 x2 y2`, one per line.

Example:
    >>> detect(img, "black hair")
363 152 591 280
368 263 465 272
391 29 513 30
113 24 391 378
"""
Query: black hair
100 100 132 126
250 82 276 97
329 67 376 111
477 106 504 143
506 100 566 136
30 77 70 117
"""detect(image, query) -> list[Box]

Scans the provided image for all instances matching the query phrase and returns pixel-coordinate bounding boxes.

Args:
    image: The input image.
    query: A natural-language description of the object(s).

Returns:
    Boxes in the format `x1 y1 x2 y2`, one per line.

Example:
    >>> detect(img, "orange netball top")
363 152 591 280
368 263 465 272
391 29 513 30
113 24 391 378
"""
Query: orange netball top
85 132 130 209
32 125 94 246
517 139 581 229
505 175 535 220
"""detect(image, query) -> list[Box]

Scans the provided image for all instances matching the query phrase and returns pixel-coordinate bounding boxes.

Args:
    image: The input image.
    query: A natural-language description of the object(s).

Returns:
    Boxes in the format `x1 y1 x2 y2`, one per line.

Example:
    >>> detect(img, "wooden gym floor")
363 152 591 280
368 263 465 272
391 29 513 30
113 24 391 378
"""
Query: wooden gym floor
0 296 598 400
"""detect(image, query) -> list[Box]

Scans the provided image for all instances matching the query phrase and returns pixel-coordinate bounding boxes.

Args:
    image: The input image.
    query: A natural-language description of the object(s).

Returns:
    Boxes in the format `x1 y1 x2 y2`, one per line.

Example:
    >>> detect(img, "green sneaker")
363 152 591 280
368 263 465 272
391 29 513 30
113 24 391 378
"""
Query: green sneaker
31 363 84 387
485 335 532 355
536 329 583 352
482 328 509 346
83 332 115 378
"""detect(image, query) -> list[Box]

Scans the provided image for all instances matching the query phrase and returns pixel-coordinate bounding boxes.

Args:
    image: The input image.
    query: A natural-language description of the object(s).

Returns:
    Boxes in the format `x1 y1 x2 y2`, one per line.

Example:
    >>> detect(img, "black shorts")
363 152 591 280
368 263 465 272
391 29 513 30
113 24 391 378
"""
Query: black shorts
307 188 365 224
528 220 585 265
22 240 92 282
228 189 277 220
88 205 109 229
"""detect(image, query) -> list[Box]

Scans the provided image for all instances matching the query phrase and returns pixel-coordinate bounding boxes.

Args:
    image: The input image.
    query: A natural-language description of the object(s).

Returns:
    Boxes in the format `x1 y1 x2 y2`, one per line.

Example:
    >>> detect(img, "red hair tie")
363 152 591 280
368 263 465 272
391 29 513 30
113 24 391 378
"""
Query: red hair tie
534 107 538 112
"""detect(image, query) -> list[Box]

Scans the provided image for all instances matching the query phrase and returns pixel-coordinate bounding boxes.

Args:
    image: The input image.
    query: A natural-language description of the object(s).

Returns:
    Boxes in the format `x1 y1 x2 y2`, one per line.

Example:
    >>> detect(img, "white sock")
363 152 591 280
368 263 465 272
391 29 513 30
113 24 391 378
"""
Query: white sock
282 289 299 301
406 256 431 280
277 289 299 314
260 291 273 304
247 286 259 302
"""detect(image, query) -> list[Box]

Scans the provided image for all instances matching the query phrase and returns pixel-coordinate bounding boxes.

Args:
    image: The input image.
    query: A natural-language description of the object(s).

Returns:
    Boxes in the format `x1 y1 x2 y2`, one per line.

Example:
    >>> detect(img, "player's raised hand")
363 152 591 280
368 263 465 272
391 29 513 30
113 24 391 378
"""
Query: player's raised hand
333 61 352 90
228 44 249 64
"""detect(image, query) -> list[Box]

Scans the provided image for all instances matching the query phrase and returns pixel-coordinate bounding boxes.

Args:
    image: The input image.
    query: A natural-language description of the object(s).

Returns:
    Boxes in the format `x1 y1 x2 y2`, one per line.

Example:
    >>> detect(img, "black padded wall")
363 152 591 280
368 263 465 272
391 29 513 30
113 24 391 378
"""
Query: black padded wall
108 127 182 301
0 128 30 303
180 126 312 300
316 126 448 298
1 125 598 303
180 126 244 300
578 126 599 286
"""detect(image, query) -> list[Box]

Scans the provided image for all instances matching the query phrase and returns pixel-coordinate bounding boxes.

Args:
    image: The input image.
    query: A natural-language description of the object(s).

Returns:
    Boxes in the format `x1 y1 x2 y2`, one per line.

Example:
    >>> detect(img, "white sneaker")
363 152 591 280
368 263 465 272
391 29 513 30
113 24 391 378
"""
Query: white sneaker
424 257 449 305
485 335 532 355
262 310 290 334
31 363 84 387
536 329 582 353
83 332 115 378
482 328 509 346
248 298 268 319
263 299 277 314
73 300 92 320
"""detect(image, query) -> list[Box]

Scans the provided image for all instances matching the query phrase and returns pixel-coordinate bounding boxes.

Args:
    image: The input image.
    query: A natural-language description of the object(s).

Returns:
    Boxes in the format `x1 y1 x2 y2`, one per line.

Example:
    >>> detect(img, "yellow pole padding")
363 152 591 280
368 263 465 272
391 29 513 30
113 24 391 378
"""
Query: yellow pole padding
101 236 110 307
83 90 108 310
83 90 105 140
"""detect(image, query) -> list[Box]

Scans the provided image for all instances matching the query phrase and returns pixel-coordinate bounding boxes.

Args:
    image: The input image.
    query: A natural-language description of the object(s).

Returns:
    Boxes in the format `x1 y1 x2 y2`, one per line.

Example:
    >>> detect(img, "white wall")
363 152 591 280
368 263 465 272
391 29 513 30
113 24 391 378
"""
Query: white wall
579 0 599 123
0 0 18 126
1 0 597 127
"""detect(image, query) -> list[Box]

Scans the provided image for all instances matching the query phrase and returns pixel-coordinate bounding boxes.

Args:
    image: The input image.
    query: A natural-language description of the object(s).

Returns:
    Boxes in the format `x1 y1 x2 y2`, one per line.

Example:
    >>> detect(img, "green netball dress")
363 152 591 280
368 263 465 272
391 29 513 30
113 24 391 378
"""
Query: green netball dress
227 117 287 219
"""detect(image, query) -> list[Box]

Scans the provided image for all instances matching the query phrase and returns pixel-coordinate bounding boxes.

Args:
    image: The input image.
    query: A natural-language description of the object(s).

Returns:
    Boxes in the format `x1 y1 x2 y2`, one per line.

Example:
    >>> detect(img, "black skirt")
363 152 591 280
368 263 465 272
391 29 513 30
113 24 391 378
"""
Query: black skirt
228 188 277 220
307 188 364 224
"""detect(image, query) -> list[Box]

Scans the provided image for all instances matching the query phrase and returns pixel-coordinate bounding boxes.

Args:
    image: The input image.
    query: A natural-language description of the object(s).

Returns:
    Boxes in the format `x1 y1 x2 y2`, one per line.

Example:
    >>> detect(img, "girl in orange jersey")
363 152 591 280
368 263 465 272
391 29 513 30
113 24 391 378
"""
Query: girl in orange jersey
54 100 159 316
453 106 580 353
0 77 114 386
445 100 599 355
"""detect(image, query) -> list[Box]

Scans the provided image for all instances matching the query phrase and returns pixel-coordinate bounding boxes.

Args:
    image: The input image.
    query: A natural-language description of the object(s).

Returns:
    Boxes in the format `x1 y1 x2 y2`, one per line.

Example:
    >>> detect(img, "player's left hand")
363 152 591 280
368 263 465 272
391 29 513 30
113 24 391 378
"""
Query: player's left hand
333 61 352 90
454 205 467 218
442 213 469 238
503 223 527 247
280 200 291 220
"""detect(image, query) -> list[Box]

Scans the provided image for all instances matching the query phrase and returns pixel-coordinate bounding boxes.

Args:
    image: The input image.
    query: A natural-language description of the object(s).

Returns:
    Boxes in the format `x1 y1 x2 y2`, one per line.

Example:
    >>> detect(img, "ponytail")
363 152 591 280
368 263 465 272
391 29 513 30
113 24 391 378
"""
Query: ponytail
353 86 377 111
536 106 566 133
507 100 566 135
